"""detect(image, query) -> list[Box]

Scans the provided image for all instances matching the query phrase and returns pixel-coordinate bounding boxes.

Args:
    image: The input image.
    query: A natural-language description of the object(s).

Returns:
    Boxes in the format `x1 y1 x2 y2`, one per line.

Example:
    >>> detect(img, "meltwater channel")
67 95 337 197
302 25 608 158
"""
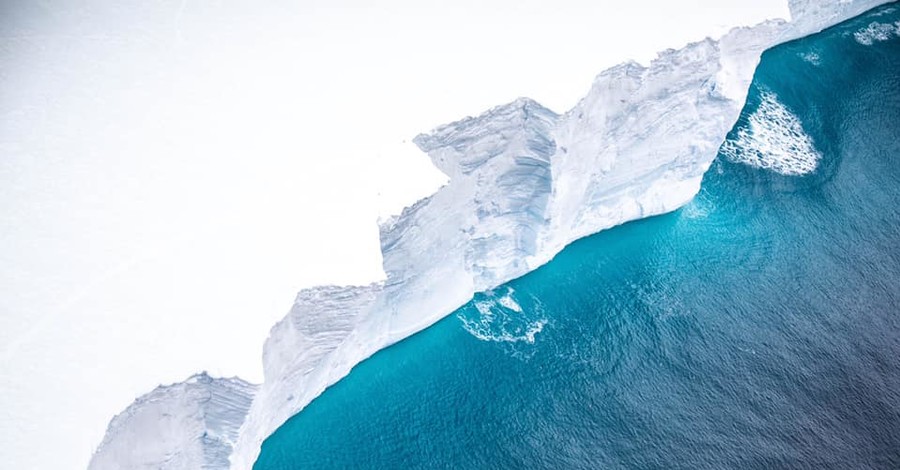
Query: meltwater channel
256 4 900 468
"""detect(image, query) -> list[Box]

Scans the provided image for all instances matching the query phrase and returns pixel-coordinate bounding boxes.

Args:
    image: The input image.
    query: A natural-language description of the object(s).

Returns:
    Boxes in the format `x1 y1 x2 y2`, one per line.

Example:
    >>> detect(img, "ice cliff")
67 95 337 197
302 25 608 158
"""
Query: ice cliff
89 1 893 469
88 373 256 470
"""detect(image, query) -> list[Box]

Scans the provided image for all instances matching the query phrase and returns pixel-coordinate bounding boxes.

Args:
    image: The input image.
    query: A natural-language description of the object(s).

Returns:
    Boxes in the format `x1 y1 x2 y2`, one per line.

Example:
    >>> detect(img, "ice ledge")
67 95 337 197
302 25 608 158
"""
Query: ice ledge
88 373 257 470
413 97 559 178
89 1 893 469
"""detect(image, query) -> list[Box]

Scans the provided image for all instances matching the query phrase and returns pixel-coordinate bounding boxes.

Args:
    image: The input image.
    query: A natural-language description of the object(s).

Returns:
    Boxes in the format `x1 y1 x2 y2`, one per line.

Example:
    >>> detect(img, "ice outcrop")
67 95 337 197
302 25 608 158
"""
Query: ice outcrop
90 1 892 469
88 373 256 470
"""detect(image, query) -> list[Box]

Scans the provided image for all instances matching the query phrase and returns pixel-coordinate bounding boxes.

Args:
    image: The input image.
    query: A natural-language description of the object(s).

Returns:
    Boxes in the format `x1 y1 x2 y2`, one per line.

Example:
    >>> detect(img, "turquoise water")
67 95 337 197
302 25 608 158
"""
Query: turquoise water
256 4 900 468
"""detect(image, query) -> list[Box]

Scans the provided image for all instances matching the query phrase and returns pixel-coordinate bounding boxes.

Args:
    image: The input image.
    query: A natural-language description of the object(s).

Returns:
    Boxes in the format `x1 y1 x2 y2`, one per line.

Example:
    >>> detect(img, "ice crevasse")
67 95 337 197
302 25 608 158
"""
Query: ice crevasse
88 1 893 469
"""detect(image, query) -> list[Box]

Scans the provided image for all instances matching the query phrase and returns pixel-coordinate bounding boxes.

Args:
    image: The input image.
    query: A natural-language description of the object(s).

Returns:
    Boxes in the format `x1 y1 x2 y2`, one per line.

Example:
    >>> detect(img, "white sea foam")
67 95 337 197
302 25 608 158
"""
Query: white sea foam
459 316 548 344
853 20 900 44
720 91 822 176
681 192 713 219
496 287 523 313
799 51 822 65
459 287 547 344
870 5 897 16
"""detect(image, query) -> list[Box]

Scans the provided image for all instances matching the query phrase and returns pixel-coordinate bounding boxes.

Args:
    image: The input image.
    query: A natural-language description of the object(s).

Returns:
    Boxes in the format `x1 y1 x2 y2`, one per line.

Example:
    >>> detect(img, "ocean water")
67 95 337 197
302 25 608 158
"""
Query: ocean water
255 4 900 469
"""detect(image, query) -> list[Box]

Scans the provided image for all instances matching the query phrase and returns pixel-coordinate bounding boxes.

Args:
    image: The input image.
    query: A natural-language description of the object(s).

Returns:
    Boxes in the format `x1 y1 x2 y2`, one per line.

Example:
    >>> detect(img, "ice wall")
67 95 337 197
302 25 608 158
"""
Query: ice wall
88 373 256 470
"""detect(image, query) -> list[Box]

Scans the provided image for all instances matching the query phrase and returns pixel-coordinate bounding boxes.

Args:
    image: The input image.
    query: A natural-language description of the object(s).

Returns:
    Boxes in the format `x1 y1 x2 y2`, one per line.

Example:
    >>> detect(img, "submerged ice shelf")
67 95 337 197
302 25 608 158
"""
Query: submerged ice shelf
88 1 893 469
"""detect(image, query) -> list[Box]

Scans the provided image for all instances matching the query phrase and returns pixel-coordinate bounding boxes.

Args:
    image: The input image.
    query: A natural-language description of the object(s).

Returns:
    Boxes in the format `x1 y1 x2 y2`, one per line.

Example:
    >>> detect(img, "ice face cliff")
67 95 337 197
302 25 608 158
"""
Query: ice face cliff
88 373 256 470
88 1 893 469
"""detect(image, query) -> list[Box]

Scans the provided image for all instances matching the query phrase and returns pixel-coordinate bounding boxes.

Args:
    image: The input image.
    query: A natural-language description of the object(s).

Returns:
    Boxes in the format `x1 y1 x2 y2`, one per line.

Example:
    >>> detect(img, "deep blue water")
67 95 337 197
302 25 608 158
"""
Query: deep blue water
256 4 900 469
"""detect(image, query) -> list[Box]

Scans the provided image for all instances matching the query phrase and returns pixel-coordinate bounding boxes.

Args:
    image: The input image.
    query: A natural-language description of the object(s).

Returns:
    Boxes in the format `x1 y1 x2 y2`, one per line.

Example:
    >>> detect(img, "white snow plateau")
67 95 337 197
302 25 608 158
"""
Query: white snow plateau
88 1 891 469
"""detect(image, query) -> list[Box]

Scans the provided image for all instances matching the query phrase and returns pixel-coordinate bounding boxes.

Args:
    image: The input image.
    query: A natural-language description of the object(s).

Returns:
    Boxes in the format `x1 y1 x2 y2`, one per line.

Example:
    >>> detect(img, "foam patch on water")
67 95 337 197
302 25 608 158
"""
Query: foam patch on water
799 51 822 65
720 91 821 176
681 192 713 220
457 286 547 344
853 21 900 45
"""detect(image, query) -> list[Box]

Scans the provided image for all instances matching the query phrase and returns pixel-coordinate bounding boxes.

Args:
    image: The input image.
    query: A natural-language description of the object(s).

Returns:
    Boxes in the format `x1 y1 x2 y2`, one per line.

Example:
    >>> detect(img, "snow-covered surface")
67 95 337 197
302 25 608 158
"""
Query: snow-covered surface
88 373 256 470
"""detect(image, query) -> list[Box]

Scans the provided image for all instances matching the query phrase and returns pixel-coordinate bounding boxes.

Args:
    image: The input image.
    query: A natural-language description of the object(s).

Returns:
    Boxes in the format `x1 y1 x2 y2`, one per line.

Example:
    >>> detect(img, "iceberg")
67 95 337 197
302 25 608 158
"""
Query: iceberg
88 1 892 469
88 373 256 470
